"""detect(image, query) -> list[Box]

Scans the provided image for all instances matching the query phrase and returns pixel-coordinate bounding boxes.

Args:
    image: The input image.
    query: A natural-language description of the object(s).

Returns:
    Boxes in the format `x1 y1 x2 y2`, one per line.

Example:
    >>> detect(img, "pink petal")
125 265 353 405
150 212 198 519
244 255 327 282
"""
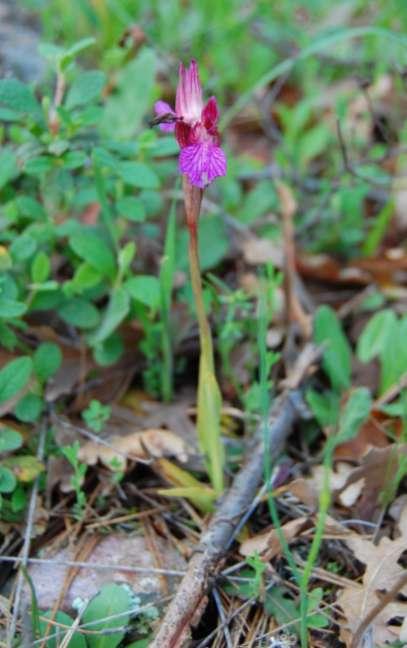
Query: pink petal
176 60 203 123
179 143 227 188
154 100 176 132
202 97 219 129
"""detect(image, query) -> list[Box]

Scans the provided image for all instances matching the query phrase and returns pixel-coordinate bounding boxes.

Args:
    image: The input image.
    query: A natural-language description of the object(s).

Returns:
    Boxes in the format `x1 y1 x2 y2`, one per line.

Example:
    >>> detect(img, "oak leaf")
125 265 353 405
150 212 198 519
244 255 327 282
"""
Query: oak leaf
337 506 407 646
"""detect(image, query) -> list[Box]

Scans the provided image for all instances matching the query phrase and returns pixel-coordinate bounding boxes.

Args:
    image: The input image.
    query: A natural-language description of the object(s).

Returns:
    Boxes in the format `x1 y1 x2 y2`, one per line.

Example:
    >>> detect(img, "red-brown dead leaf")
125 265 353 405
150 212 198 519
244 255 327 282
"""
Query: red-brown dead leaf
337 444 407 520
334 417 389 461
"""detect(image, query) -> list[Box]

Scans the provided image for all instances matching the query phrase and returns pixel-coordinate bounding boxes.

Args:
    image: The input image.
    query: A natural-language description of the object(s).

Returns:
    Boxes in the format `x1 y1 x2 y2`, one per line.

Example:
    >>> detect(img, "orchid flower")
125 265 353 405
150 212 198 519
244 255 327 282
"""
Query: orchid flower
154 60 227 188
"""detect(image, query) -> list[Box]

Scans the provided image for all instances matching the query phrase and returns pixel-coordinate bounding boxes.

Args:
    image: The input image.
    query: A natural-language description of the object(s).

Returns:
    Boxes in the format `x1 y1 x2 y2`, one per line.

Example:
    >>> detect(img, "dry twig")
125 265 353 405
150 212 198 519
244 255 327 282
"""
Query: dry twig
150 343 320 648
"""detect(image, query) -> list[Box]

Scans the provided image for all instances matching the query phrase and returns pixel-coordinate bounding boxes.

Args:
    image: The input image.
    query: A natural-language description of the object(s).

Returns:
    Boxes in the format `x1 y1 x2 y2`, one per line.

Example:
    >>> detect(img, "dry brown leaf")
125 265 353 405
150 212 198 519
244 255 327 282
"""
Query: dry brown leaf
334 417 389 461
242 236 283 267
297 250 407 288
284 477 319 509
338 444 407 520
311 462 365 508
291 463 364 510
239 516 308 559
337 506 407 646
78 428 188 468
119 392 198 451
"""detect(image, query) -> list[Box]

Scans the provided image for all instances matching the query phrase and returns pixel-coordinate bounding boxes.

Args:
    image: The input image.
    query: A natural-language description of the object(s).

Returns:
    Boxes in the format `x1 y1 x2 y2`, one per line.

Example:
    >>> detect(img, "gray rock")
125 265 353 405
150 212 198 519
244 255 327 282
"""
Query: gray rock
0 0 43 83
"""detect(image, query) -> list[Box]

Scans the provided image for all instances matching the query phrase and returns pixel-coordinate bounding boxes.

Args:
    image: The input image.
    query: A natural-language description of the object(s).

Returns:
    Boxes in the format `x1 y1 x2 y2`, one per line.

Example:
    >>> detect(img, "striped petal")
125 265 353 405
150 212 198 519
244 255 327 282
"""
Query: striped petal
179 144 227 188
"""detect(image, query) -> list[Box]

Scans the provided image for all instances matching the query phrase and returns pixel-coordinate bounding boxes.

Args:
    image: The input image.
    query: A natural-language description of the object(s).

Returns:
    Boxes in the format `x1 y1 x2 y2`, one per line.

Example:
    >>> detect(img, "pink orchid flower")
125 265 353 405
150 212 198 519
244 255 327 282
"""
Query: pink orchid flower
154 60 227 189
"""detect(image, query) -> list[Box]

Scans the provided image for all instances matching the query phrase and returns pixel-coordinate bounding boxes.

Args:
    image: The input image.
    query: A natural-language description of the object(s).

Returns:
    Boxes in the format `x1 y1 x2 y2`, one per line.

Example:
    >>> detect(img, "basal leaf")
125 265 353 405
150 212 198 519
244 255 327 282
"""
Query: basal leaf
314 306 351 391
81 583 132 648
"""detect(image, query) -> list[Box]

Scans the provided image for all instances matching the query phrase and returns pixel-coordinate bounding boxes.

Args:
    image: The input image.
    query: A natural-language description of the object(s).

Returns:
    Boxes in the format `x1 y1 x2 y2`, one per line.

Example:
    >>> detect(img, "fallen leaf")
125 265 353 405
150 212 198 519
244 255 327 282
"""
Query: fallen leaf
338 444 407 519
284 478 319 509
334 417 389 461
337 507 407 646
78 428 188 468
298 462 365 509
120 392 198 451
239 517 309 559
242 235 283 267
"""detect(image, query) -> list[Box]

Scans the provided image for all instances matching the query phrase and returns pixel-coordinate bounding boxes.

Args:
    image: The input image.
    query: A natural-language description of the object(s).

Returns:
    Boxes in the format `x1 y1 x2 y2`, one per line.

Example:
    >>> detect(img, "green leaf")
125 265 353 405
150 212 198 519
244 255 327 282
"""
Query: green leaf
59 298 101 329
314 306 351 391
306 389 340 428
0 298 27 319
0 322 17 350
70 233 116 279
59 37 96 71
0 248 12 272
68 263 102 294
265 587 300 636
357 309 397 363
0 79 41 117
298 124 330 169
362 200 394 257
65 70 106 109
63 150 87 169
125 275 160 309
158 486 215 513
118 162 160 189
10 233 37 262
0 466 17 494
336 387 372 445
16 196 47 221
88 287 130 345
118 242 136 275
101 48 157 138
0 428 23 453
31 251 51 284
0 357 32 406
81 583 132 648
24 156 54 177
0 149 18 189
197 355 224 494
116 197 146 222
33 342 62 381
93 333 124 367
14 393 43 423
38 610 87 648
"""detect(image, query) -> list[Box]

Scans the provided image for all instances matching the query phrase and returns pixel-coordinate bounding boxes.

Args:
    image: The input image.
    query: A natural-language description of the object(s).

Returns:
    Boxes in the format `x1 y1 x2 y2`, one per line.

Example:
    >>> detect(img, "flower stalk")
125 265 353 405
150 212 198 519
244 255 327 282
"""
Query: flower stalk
183 177 224 494
155 59 226 492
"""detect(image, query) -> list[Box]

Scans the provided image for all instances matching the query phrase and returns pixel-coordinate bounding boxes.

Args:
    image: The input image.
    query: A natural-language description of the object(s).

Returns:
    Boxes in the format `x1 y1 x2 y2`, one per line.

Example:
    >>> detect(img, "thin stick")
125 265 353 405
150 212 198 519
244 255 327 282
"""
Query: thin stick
277 181 312 340
0 555 185 576
7 421 47 645
150 344 321 648
213 587 233 648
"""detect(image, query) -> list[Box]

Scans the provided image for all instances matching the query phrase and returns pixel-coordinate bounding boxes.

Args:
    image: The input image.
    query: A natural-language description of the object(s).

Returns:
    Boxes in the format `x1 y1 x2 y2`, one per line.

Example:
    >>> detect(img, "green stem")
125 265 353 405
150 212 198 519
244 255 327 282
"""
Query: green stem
299 440 333 647
184 177 223 493
188 222 214 370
